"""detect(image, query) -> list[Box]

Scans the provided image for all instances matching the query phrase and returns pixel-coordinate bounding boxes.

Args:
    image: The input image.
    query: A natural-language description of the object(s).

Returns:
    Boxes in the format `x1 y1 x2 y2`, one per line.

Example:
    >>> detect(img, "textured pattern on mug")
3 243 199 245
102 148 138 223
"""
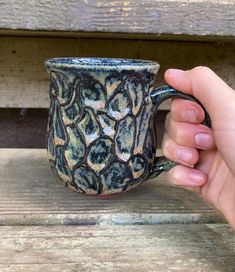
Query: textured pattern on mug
47 63 157 195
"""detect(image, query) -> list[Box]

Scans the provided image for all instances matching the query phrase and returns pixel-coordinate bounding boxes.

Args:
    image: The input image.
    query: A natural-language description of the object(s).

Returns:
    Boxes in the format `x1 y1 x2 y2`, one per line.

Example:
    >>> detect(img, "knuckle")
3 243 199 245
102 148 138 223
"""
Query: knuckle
168 169 181 186
192 66 214 77
170 101 179 119
164 113 171 132
162 135 171 155
174 128 185 144
171 168 183 185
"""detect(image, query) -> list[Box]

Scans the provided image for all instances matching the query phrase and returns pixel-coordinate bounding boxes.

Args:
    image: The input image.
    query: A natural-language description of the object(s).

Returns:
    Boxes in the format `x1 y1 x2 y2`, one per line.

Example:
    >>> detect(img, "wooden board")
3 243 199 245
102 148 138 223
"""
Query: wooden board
0 224 233 271
0 149 222 226
0 109 166 149
0 109 48 148
0 0 235 38
0 36 235 108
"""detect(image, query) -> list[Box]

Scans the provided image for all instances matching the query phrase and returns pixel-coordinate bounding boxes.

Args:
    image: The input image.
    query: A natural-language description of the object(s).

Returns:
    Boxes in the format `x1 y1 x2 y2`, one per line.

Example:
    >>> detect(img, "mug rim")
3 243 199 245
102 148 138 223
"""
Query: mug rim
45 57 160 71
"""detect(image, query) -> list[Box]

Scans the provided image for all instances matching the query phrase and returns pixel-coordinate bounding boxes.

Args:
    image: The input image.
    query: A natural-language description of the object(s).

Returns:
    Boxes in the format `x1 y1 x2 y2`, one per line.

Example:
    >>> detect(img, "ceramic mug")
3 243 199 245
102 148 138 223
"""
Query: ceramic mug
45 58 210 195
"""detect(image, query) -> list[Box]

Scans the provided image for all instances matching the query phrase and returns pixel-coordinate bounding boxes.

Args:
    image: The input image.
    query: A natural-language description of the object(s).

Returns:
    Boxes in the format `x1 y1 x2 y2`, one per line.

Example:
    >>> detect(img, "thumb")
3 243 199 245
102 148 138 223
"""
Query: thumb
164 66 235 129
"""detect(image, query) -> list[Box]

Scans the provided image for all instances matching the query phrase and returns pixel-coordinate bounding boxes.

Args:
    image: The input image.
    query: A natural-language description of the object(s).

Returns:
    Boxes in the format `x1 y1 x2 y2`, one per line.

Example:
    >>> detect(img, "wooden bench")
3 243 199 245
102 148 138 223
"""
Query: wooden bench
0 1 235 271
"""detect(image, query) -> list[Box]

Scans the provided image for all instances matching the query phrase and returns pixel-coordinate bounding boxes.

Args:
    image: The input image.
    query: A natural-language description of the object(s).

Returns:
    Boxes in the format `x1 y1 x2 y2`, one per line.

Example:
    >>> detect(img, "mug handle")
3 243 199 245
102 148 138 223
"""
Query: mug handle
148 85 211 179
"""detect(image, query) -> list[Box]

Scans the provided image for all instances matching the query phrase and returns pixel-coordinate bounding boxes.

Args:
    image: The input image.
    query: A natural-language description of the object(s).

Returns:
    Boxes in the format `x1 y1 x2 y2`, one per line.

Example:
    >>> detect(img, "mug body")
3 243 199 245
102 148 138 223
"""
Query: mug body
46 58 159 195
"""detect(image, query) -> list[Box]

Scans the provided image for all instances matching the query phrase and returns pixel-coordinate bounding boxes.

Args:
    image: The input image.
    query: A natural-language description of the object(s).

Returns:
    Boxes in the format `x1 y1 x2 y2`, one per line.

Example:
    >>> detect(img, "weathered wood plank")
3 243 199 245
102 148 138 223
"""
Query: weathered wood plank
0 224 233 271
0 36 234 108
0 149 222 225
0 109 165 148
0 109 48 148
0 0 235 38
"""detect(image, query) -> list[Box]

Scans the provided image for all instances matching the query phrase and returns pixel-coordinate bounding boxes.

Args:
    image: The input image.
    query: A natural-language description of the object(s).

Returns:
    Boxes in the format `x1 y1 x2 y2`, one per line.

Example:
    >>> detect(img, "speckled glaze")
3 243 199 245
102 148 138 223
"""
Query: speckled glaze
45 58 210 195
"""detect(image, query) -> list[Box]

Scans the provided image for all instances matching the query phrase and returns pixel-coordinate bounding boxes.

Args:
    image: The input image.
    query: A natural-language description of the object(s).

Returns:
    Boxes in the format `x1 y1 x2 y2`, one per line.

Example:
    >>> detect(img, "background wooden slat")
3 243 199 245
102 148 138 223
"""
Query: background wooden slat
0 0 235 38
0 109 48 148
0 224 233 271
0 109 166 148
0 36 234 108
0 149 222 226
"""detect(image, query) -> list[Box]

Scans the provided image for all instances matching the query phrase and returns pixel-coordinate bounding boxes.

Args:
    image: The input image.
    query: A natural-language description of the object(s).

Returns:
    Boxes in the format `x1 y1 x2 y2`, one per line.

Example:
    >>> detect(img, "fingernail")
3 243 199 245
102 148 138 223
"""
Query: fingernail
189 170 205 184
194 133 213 149
176 148 193 163
181 109 199 123
167 69 184 76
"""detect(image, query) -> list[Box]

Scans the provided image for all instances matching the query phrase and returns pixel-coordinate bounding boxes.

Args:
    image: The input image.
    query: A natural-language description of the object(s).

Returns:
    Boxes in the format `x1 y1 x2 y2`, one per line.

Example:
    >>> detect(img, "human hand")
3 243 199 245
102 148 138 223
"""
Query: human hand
162 66 235 229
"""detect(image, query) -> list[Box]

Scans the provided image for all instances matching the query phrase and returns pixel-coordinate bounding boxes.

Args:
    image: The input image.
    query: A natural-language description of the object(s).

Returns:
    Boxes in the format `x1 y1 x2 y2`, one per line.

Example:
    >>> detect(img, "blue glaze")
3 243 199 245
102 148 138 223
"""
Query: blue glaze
46 57 159 70
74 166 99 194
46 57 210 195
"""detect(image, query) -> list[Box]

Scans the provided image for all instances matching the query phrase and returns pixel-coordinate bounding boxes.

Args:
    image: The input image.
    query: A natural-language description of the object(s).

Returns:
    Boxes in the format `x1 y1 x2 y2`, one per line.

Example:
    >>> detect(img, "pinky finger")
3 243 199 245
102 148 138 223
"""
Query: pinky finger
166 164 207 188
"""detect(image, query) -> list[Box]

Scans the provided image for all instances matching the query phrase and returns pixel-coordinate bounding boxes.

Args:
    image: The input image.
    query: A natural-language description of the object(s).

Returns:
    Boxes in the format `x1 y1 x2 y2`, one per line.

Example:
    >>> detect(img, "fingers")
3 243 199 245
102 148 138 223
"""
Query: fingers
164 112 215 150
171 98 205 124
162 98 214 191
162 66 235 193
166 165 206 191
164 66 234 121
162 133 199 167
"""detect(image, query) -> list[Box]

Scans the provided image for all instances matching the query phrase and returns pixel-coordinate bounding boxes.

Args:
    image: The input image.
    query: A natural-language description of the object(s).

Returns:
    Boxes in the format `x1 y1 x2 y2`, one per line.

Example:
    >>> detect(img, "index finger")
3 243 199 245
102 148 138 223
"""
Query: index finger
171 98 205 124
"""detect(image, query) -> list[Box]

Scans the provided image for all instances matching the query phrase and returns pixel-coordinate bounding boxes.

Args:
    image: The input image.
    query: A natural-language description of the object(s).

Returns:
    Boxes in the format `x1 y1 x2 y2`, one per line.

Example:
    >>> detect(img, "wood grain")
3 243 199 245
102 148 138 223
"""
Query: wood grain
0 149 222 226
0 0 235 37
0 224 233 271
0 36 235 108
